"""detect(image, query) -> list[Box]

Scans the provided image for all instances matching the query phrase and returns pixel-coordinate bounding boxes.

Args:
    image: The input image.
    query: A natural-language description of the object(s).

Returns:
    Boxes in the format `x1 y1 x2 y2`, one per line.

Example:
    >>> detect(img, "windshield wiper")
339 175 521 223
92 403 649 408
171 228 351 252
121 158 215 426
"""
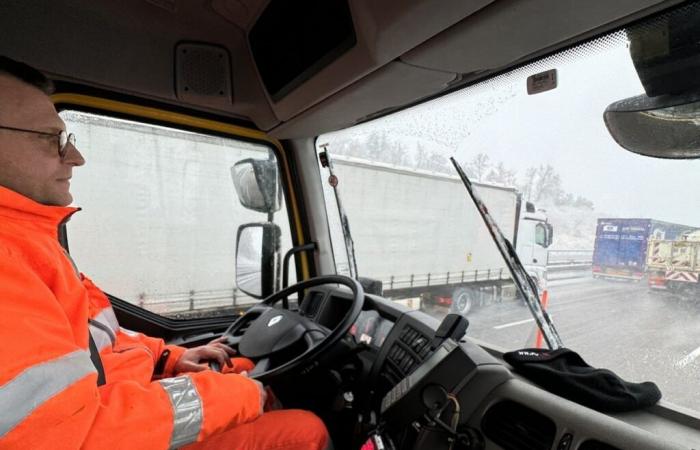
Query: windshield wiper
319 144 359 279
450 157 563 349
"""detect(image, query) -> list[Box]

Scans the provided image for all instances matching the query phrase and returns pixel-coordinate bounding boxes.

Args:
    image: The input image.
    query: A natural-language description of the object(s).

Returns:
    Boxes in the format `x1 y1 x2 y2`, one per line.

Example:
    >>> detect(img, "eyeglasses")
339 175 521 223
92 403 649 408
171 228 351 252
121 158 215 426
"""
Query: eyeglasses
0 125 76 159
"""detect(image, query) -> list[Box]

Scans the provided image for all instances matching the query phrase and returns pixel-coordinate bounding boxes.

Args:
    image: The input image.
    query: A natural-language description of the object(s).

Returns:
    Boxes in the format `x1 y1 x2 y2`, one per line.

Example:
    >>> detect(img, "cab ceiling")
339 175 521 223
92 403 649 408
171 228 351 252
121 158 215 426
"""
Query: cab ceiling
0 0 685 139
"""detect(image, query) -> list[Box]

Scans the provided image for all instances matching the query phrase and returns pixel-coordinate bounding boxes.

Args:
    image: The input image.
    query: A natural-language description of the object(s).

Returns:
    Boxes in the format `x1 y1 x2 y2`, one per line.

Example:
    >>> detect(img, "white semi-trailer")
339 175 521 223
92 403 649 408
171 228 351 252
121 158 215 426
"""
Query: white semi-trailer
327 155 553 315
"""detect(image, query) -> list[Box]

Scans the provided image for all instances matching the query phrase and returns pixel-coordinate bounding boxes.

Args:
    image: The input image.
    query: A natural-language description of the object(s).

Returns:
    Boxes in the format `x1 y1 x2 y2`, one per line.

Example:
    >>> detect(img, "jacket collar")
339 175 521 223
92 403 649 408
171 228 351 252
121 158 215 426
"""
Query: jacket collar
0 186 80 236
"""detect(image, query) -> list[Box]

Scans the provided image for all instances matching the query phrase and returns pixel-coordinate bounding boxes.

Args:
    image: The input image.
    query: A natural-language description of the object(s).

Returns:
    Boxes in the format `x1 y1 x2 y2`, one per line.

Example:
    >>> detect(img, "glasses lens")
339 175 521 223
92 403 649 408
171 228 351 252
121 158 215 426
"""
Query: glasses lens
59 130 67 148
58 131 76 159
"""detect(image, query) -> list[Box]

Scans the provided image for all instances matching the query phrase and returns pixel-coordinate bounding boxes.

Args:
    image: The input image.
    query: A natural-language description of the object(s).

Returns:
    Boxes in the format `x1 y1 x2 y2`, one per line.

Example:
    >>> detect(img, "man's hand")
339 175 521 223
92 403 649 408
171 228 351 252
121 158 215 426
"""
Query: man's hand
173 337 236 373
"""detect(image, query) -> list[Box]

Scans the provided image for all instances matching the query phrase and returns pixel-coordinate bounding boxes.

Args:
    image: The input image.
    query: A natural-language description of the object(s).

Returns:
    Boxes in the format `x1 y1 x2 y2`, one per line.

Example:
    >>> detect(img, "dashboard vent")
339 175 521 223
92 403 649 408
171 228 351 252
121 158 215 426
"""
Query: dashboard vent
385 326 433 376
400 326 432 359
481 401 556 450
375 325 434 405
579 441 621 450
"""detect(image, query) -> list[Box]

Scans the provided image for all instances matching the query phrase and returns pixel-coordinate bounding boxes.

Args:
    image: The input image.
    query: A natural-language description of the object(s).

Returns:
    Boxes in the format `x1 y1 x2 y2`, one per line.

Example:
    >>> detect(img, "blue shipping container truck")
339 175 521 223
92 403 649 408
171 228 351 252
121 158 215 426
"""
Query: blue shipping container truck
592 218 695 280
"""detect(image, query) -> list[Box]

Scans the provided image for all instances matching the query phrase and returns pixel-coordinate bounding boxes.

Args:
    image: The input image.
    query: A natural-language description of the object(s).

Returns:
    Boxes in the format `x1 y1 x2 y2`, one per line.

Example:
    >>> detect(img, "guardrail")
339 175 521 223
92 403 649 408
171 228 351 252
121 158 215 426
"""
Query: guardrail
381 268 510 291
135 250 595 315
546 249 593 280
138 287 259 316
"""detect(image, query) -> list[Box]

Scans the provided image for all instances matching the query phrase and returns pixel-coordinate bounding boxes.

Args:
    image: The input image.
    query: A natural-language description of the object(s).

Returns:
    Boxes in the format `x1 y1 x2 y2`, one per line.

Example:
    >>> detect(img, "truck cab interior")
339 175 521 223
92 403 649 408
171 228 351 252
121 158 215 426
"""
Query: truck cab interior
3 1 700 449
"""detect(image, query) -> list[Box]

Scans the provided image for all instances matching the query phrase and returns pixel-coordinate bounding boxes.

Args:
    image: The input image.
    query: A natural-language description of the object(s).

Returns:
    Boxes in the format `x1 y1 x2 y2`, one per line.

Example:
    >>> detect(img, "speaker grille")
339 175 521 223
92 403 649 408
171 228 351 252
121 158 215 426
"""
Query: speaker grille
176 43 232 105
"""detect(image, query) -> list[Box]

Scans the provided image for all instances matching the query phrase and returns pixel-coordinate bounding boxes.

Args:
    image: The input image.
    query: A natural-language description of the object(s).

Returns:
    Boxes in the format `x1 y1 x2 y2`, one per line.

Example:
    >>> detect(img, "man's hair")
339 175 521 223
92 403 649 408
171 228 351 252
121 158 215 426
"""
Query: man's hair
0 56 54 95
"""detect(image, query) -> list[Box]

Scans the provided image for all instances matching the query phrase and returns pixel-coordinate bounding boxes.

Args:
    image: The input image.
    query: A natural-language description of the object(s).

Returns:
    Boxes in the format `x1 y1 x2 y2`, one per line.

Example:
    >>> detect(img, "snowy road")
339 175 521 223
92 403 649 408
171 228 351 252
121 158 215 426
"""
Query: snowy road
422 276 700 413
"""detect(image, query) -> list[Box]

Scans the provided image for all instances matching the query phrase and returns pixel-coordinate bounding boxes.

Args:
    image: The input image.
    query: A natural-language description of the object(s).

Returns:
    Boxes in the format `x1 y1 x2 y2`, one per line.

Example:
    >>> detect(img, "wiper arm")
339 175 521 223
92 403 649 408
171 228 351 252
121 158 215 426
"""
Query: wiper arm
319 144 359 279
450 157 563 349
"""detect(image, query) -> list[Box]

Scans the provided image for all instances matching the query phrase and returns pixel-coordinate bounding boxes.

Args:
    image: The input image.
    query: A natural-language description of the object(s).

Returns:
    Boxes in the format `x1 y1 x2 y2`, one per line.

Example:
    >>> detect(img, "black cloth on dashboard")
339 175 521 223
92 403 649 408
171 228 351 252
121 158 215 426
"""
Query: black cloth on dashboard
503 348 661 412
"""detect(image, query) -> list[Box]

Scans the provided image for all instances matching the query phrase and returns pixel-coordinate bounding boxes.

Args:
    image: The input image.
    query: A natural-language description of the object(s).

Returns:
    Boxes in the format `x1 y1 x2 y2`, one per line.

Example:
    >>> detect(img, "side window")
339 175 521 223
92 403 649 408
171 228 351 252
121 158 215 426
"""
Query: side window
61 111 296 319
535 223 547 247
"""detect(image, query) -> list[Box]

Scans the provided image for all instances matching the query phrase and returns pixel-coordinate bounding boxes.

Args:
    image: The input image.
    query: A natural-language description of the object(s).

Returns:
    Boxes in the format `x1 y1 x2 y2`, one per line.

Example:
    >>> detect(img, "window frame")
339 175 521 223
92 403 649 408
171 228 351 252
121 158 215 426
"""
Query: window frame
53 93 313 324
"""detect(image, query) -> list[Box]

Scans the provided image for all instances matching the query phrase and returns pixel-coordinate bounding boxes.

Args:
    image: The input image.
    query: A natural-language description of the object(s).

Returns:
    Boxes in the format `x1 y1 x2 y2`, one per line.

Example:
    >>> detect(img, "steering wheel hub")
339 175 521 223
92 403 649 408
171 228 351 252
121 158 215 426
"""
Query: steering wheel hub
239 309 308 358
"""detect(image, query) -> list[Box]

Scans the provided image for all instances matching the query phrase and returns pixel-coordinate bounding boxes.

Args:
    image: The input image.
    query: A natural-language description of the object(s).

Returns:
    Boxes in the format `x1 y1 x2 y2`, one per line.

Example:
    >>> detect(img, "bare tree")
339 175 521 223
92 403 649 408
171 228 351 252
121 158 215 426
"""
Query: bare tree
573 195 594 210
486 162 517 187
519 167 538 201
467 153 491 181
530 165 563 202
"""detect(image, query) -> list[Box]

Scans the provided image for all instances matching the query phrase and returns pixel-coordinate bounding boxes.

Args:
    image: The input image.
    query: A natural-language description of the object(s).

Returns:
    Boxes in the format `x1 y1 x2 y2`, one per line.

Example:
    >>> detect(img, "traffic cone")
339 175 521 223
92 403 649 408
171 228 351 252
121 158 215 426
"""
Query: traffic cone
534 290 549 349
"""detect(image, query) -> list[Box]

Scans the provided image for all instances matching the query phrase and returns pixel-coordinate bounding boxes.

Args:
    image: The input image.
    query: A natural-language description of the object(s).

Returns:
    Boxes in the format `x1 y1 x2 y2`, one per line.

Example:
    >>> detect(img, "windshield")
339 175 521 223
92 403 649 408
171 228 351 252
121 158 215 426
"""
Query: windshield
318 3 700 412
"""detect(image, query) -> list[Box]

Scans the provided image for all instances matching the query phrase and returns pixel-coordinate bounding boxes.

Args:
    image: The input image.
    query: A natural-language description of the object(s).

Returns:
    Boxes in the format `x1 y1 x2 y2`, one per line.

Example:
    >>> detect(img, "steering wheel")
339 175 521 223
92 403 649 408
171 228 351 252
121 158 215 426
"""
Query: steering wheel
219 275 364 383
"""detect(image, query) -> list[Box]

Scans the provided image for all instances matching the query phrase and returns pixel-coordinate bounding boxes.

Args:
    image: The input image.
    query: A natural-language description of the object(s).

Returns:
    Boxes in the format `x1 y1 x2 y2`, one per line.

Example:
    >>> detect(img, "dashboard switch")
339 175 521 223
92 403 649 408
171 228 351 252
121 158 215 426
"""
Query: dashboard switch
557 433 573 450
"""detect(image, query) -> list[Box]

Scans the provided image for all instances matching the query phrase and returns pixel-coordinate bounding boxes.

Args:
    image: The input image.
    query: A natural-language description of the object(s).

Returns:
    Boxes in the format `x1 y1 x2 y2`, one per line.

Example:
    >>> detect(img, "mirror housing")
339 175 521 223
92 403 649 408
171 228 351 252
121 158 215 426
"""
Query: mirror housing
604 8 700 158
236 223 281 299
231 158 282 213
604 92 700 159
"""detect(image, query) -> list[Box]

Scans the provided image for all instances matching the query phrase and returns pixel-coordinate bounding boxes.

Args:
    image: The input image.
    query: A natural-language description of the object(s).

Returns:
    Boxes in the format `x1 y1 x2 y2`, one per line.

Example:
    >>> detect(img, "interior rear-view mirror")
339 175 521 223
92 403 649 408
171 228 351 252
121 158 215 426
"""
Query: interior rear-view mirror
604 92 700 159
605 12 700 159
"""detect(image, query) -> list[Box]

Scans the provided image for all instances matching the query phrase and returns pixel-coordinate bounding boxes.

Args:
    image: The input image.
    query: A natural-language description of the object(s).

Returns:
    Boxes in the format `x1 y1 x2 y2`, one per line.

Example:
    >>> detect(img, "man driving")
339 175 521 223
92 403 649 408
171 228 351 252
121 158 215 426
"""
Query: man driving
0 56 329 450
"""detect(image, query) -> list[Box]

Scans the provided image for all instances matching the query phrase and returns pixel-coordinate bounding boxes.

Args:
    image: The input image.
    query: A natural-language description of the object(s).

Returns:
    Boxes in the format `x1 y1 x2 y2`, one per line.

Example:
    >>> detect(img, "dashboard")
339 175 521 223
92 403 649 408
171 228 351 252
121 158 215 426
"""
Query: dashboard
297 286 699 450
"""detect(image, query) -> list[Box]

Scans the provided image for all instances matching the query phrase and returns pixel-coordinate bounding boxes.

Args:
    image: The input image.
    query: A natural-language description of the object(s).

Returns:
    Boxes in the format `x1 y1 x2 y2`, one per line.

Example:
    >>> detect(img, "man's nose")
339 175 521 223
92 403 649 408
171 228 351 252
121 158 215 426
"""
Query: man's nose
63 142 86 166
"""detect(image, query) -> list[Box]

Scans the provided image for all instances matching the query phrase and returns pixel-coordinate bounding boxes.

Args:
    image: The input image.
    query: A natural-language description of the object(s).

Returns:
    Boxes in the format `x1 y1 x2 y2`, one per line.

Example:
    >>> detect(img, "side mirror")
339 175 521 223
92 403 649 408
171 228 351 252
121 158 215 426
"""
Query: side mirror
236 223 280 299
231 158 283 213
546 223 554 248
604 92 700 159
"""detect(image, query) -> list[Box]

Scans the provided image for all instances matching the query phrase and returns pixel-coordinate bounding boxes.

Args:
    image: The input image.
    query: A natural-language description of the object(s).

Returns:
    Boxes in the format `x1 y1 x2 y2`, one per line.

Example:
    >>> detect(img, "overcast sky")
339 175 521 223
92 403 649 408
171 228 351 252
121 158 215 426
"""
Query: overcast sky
326 34 700 226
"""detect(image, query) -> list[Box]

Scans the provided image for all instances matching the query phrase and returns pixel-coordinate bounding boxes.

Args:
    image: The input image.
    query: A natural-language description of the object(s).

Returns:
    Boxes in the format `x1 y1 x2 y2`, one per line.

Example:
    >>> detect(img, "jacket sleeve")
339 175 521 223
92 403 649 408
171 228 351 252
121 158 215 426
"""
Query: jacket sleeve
0 251 262 450
82 275 186 378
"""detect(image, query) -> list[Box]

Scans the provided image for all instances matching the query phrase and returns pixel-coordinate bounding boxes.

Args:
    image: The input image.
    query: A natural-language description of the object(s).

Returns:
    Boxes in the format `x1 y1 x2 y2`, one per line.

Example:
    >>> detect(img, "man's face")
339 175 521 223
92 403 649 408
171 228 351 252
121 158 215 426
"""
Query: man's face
0 74 85 206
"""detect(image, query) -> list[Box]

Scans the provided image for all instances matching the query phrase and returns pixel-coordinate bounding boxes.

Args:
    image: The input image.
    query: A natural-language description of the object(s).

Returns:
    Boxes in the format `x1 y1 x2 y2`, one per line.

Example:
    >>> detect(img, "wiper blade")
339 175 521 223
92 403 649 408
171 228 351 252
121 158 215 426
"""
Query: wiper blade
450 157 562 349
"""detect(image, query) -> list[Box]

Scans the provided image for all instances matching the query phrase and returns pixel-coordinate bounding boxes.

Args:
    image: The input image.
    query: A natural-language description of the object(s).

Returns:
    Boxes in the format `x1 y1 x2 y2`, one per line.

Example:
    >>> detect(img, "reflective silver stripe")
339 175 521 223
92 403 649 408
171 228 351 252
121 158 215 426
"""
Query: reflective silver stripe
88 317 116 342
93 307 119 335
159 376 203 449
89 324 113 352
87 308 119 353
120 327 138 337
0 350 96 438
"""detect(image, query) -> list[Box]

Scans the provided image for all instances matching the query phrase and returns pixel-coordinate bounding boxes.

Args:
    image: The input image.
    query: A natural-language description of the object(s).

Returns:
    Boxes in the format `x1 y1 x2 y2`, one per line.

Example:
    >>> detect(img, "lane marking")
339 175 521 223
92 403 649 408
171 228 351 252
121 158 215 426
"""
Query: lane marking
676 346 700 368
493 318 534 330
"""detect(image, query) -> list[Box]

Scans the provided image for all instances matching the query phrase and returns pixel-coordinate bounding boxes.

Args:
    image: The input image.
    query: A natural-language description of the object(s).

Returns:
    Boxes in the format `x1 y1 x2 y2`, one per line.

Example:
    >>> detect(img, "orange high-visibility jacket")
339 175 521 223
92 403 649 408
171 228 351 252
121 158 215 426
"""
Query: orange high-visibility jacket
0 186 261 449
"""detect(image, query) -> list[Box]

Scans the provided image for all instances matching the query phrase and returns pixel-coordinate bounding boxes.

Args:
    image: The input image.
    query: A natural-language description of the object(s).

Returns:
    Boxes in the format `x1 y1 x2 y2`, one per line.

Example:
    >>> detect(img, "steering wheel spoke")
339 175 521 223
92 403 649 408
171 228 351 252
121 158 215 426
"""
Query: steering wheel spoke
222 304 273 339
302 325 329 349
225 335 242 349
250 357 272 377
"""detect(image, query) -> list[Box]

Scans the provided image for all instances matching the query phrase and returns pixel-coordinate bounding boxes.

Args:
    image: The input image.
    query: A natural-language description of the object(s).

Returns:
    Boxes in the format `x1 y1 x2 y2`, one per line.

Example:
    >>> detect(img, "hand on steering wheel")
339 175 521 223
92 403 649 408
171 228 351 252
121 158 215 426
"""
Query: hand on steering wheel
175 337 237 373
